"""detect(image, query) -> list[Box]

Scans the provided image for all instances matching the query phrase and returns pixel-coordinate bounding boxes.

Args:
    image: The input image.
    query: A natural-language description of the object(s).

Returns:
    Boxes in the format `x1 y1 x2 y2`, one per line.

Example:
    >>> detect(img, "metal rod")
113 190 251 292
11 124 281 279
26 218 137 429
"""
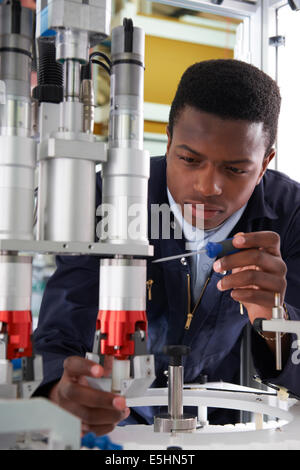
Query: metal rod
64 59 81 101
276 331 282 371
273 292 283 371
168 365 183 418
153 248 206 264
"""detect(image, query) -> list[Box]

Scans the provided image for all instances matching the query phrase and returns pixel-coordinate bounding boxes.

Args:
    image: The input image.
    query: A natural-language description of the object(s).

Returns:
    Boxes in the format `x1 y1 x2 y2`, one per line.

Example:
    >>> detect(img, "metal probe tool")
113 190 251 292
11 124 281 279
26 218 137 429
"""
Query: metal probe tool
152 237 240 263
272 292 284 371
154 240 285 372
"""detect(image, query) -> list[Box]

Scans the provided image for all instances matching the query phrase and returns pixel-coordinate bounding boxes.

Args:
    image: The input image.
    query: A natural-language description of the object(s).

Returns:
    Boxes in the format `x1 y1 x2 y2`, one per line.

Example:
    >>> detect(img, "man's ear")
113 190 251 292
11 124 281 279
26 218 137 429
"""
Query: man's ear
256 149 276 185
166 126 172 158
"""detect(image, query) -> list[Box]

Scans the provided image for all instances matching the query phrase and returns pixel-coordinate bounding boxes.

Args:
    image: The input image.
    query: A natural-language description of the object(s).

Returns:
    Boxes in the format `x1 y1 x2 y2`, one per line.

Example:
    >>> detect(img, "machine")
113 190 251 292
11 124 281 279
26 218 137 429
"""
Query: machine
0 0 155 449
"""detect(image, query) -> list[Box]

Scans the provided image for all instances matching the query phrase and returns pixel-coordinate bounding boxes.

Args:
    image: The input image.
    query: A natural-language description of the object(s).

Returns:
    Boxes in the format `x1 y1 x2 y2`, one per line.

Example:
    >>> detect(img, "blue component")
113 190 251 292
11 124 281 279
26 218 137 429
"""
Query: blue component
205 238 239 259
206 241 223 258
41 29 56 37
11 358 22 370
38 6 56 37
81 432 123 450
81 432 97 449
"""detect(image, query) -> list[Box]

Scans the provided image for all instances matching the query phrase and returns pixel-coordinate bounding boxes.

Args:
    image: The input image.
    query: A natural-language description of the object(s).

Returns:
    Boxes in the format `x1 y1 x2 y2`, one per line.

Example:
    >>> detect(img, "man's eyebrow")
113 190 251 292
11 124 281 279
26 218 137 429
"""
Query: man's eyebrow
175 145 253 164
176 144 205 157
225 159 254 164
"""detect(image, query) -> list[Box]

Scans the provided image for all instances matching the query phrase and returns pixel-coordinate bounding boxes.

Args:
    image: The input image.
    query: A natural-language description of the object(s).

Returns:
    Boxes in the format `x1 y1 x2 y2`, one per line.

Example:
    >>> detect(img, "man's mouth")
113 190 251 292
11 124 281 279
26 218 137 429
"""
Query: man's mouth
184 201 224 220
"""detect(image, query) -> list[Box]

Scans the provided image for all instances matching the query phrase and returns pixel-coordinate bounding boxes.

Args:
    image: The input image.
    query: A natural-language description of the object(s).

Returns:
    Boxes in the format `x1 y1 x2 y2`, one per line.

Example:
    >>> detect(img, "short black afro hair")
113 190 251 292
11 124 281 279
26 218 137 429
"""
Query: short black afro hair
168 59 281 156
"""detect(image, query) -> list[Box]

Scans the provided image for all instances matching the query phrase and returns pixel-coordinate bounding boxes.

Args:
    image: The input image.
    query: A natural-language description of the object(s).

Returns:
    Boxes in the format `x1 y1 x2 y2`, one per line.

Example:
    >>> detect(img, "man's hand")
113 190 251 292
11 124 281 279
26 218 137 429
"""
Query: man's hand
49 356 130 436
213 231 287 324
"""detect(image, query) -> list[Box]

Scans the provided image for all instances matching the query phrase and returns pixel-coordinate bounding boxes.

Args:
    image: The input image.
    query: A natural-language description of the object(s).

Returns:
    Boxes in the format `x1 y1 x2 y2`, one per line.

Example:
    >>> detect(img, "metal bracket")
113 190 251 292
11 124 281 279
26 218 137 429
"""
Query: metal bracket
121 354 156 398
0 239 153 257
269 35 285 47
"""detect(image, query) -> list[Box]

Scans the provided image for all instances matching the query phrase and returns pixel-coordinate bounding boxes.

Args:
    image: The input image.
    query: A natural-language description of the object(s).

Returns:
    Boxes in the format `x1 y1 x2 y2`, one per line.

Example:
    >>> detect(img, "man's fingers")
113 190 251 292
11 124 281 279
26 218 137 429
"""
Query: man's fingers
232 231 281 256
81 423 116 437
82 407 130 437
230 288 280 308
82 407 130 427
214 248 287 275
63 356 104 379
59 379 127 411
217 270 286 294
58 396 129 425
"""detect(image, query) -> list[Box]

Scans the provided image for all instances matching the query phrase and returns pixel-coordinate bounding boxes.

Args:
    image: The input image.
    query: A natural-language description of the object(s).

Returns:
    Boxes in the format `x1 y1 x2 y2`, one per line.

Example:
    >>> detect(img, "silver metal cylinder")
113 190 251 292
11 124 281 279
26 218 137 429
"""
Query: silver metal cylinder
0 4 32 96
37 98 97 243
64 60 81 102
0 6 32 136
100 147 149 245
101 22 149 246
109 24 145 149
0 2 35 241
0 255 32 311
0 137 35 240
272 293 284 370
37 157 96 242
168 365 184 418
59 101 83 133
99 258 146 312
80 79 95 133
0 97 32 138
36 27 98 244
272 293 284 320
55 29 89 64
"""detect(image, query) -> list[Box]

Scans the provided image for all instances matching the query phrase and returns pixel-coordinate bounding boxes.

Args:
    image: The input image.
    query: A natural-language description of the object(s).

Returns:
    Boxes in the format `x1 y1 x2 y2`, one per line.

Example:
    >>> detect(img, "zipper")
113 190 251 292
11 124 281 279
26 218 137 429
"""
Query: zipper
185 274 192 329
146 279 154 301
184 275 211 330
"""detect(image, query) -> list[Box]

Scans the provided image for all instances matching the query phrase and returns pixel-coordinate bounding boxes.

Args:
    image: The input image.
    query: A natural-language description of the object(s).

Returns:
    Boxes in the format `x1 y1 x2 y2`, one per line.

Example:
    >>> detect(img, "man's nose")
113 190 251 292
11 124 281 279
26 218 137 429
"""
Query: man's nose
193 164 222 197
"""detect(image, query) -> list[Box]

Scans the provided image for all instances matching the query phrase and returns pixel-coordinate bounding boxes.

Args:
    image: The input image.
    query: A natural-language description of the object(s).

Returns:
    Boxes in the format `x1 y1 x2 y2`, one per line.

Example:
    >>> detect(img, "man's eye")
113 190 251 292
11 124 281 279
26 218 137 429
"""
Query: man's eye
226 166 247 174
179 156 195 163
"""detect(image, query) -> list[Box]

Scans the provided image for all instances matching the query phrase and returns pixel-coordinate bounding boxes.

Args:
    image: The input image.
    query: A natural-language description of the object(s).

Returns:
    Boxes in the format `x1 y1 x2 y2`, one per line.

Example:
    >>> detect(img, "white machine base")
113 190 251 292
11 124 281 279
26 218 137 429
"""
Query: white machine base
1 383 300 450
0 398 81 450
108 382 300 450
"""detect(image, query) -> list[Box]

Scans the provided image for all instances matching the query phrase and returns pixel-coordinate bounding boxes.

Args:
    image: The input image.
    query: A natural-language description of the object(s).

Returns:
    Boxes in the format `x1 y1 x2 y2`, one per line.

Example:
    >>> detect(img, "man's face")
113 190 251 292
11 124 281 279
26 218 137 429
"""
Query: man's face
166 106 275 230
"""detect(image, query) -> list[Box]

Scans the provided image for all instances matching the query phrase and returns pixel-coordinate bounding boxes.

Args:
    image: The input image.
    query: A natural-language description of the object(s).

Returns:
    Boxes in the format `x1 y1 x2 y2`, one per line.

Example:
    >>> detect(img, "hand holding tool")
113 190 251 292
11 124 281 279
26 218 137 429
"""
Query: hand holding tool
152 237 240 264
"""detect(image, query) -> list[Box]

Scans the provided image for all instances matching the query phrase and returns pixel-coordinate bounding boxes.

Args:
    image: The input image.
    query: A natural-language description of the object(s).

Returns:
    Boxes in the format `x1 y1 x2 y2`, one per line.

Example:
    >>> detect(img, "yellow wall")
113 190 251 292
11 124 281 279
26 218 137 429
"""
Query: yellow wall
94 31 235 136
144 34 233 105
144 34 233 133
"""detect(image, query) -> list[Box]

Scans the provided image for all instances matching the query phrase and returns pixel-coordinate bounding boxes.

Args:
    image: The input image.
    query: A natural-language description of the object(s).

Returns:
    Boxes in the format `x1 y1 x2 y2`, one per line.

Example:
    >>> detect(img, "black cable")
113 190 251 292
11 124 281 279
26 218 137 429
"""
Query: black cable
184 386 277 397
89 51 112 68
253 375 300 401
90 59 111 77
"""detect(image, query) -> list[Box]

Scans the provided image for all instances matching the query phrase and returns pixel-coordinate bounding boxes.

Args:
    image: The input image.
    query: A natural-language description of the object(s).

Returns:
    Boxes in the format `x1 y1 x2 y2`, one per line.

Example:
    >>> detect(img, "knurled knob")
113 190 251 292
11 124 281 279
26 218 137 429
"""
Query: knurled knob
163 345 191 366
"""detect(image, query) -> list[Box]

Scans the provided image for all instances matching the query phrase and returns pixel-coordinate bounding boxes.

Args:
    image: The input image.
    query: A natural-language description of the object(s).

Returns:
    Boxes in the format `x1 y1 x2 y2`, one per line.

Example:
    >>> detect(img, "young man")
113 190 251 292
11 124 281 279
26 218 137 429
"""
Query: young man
33 59 300 435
